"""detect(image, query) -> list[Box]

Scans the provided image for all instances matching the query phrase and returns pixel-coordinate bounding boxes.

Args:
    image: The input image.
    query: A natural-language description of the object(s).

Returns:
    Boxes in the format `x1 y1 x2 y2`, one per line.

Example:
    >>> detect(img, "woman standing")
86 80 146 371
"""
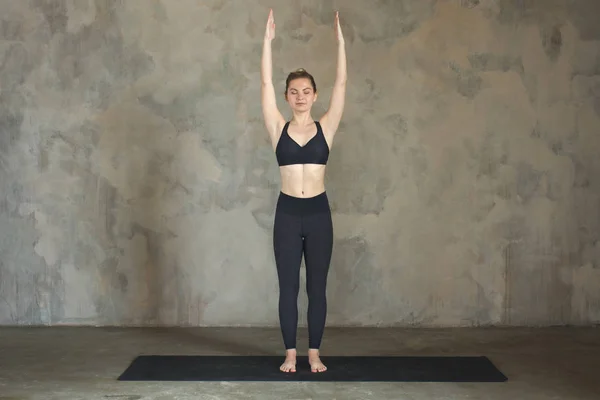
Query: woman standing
261 9 347 373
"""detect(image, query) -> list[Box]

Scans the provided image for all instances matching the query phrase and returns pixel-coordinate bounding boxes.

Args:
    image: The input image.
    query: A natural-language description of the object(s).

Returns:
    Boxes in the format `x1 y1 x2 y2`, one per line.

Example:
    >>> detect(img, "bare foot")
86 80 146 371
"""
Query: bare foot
308 349 327 373
280 349 297 372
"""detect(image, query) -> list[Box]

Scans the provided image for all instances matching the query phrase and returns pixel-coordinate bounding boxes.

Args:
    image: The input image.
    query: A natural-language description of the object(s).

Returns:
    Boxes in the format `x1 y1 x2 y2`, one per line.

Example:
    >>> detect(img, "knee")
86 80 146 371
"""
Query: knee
279 279 300 297
306 271 329 295
306 284 327 302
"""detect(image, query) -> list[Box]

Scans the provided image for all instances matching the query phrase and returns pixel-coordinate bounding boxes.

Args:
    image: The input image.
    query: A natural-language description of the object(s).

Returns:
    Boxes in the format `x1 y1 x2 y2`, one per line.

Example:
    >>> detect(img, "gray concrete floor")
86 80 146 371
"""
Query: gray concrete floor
0 326 598 399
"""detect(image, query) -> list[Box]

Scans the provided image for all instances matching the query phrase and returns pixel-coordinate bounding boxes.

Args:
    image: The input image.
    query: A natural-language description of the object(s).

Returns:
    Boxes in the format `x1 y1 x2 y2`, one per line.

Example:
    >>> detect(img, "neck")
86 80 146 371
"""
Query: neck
290 111 314 126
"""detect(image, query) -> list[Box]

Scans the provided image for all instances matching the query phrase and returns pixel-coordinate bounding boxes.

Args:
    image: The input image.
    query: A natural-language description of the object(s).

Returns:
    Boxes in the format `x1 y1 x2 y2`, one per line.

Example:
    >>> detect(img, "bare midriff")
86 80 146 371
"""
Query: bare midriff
279 164 326 198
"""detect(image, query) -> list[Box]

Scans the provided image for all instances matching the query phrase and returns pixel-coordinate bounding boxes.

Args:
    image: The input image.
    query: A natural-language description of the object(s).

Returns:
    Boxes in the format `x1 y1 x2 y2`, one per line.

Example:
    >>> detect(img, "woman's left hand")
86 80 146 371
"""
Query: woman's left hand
335 11 345 44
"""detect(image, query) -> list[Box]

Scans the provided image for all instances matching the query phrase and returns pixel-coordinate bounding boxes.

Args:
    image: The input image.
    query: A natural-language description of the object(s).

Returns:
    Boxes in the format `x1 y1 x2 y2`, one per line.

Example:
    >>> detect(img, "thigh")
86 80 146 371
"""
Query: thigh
273 210 304 277
303 211 333 274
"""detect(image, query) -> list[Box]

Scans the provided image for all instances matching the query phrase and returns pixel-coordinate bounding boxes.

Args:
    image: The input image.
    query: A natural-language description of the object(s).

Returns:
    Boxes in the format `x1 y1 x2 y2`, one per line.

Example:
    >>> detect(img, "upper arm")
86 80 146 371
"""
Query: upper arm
261 82 285 148
320 81 346 142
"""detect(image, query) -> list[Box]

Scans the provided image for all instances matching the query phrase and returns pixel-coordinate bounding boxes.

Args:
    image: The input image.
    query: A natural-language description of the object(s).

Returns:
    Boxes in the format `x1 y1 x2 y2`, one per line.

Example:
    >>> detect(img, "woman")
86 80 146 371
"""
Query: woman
261 9 347 373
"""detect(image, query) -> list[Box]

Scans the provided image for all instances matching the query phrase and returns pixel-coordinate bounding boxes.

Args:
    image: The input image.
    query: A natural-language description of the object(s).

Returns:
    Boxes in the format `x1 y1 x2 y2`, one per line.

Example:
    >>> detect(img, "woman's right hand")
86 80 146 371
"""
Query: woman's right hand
264 9 275 41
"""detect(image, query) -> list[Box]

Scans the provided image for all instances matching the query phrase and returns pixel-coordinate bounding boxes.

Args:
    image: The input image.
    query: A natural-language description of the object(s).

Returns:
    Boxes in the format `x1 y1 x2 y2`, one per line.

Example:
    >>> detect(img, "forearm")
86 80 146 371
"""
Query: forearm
335 41 347 85
261 39 273 85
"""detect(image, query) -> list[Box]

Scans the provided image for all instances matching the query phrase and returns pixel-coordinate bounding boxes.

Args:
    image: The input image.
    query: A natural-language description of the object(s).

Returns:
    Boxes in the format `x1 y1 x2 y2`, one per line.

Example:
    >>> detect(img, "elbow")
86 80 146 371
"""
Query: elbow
336 71 347 85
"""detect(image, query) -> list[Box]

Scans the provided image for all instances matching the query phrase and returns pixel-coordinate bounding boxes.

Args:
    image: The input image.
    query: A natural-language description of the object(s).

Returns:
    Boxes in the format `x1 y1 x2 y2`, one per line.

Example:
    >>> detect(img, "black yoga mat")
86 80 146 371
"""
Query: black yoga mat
117 355 507 382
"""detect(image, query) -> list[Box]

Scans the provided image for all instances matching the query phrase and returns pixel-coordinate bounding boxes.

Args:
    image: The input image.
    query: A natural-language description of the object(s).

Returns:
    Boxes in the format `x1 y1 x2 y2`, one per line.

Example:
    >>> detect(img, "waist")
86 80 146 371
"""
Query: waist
279 165 326 197
276 191 330 215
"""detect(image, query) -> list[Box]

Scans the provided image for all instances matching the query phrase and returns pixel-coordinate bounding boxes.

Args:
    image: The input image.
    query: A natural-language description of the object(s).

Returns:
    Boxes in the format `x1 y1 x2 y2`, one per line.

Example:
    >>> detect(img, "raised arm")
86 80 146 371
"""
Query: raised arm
320 11 347 141
261 9 285 148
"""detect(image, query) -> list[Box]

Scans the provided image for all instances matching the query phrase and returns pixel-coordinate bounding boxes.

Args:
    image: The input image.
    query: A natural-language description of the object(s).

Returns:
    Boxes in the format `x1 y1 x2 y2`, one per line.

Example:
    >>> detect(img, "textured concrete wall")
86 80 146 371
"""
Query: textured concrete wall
1 0 599 327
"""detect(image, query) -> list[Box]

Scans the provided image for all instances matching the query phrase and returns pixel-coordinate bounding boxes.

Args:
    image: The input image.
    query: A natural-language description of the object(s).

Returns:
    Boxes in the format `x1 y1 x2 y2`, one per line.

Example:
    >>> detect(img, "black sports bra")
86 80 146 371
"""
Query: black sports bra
275 121 329 166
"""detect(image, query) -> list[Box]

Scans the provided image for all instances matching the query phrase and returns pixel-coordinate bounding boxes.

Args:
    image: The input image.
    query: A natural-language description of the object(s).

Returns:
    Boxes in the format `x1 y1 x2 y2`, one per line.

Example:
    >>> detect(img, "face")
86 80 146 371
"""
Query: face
285 78 317 111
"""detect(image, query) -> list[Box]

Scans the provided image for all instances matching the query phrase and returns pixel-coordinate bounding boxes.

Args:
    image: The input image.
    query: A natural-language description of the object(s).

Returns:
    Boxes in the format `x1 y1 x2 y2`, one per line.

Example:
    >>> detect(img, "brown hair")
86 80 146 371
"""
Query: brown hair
285 68 317 95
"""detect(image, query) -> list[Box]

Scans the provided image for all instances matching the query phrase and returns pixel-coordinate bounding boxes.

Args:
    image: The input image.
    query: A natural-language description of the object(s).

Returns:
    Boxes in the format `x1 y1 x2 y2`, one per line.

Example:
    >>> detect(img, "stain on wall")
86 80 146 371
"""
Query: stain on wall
1 0 599 327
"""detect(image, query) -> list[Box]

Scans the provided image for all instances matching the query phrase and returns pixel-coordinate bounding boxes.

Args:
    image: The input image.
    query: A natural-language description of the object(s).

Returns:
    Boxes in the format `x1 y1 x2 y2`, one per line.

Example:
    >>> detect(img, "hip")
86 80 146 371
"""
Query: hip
275 191 331 216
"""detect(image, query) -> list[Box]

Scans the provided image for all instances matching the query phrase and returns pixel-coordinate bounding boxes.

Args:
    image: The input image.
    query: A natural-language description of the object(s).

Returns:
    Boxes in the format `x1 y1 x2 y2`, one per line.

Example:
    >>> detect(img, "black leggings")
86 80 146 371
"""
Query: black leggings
273 191 333 350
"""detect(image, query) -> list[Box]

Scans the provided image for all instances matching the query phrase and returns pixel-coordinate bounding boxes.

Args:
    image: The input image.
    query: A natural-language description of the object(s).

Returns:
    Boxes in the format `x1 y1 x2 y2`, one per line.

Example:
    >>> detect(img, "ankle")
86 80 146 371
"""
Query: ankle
286 348 297 356
308 348 320 355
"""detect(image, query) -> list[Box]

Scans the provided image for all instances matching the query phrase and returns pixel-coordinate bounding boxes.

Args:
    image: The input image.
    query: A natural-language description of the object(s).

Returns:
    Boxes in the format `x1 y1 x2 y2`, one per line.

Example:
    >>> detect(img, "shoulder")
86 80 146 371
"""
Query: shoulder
316 119 334 148
317 117 335 138
279 120 289 135
272 120 288 145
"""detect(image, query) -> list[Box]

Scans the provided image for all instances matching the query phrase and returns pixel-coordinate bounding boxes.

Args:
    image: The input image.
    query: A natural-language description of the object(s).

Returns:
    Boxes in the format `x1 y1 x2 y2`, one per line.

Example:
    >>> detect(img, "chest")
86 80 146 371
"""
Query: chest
276 122 329 166
286 126 318 147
